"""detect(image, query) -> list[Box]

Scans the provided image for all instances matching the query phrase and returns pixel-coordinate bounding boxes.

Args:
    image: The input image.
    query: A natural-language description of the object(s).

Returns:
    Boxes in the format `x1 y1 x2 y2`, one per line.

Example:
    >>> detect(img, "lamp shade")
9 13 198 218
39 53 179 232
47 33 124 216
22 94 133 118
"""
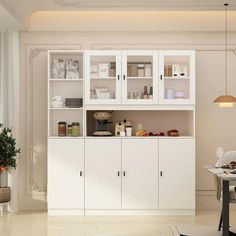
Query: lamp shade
213 95 236 107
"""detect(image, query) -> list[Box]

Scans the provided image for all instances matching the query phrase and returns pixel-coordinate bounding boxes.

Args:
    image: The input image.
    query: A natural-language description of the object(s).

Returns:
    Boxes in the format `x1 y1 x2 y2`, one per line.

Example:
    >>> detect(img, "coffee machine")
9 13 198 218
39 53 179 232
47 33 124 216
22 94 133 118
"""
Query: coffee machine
93 112 112 136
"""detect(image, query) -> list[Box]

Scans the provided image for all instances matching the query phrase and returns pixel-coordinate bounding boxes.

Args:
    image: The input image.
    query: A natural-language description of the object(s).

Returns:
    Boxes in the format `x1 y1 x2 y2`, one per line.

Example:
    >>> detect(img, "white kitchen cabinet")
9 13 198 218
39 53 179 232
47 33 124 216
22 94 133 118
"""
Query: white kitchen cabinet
47 49 196 216
159 138 195 209
122 139 159 209
85 138 122 209
85 50 195 106
121 50 158 104
85 50 122 105
159 50 195 104
48 138 84 209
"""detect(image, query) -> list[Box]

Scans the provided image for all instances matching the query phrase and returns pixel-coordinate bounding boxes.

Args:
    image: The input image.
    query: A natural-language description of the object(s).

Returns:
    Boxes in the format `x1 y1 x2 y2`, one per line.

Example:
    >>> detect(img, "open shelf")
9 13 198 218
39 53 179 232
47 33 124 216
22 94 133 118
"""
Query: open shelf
49 108 84 110
86 110 194 137
49 79 83 82
48 136 84 139
164 77 190 80
90 77 116 80
127 77 153 80
48 50 85 138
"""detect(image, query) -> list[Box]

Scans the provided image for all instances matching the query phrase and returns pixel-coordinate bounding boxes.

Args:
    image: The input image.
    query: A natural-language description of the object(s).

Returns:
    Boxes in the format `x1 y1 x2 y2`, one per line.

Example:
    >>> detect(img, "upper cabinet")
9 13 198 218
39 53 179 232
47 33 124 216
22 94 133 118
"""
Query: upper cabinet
85 50 195 106
85 50 122 104
122 50 158 104
159 50 195 105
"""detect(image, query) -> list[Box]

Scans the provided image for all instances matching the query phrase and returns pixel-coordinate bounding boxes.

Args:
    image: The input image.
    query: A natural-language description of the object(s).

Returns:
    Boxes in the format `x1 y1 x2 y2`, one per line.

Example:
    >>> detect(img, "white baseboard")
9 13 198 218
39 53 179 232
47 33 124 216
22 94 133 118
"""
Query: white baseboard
48 209 84 216
47 209 195 216
84 209 195 216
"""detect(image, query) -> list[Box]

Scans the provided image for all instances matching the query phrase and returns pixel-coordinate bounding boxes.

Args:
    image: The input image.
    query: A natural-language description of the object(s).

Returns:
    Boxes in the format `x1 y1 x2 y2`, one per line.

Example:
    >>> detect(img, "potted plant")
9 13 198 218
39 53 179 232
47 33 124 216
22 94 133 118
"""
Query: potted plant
0 123 20 203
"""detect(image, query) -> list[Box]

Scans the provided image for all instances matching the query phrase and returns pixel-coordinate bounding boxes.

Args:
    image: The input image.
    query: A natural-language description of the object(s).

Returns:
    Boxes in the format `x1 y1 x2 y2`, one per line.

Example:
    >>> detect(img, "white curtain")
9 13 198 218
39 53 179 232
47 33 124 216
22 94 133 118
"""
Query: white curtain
0 31 20 212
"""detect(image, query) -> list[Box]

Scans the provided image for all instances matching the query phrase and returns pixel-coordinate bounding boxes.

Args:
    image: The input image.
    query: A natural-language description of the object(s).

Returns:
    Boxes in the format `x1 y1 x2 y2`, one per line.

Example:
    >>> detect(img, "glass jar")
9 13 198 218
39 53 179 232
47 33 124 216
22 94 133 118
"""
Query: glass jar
72 122 80 137
137 63 145 77
145 63 152 77
110 62 116 77
67 124 72 136
58 121 67 136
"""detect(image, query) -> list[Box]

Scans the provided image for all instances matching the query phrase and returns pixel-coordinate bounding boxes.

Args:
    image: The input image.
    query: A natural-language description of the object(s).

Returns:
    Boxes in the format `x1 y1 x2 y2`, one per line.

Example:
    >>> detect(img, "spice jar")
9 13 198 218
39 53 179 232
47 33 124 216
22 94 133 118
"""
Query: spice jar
72 122 80 137
137 63 145 77
67 124 72 136
58 121 67 136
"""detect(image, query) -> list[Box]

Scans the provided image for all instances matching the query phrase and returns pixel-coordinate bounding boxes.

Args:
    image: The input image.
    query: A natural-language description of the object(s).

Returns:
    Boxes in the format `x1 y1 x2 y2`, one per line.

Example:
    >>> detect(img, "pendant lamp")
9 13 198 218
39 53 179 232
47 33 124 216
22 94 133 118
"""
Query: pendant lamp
213 3 236 108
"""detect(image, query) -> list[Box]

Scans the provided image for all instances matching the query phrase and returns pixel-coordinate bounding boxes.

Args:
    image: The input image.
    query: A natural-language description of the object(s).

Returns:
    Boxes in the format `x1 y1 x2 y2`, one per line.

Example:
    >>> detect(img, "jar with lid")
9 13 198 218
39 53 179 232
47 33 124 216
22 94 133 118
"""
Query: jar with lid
137 63 145 77
110 62 116 77
58 121 67 136
145 63 152 77
72 122 80 137
67 124 72 136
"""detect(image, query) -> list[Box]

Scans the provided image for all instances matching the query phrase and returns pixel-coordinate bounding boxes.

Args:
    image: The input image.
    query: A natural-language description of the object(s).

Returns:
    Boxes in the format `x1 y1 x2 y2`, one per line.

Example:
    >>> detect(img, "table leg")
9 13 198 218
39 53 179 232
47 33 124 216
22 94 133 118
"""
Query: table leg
222 180 229 236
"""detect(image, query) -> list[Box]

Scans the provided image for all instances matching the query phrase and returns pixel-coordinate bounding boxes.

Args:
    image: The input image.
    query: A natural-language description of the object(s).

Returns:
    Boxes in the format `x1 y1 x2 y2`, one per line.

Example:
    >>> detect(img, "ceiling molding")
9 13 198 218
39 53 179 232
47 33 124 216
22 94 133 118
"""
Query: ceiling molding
55 0 236 11
57 0 80 8
0 0 25 27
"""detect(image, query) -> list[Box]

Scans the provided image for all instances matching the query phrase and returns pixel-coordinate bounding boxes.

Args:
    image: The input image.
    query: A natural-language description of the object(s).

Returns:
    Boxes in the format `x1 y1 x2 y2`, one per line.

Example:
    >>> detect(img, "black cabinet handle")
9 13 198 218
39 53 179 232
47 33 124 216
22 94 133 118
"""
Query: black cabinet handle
160 171 163 177
80 171 83 177
160 74 163 80
118 171 120 177
118 75 120 80
123 171 126 177
123 75 126 80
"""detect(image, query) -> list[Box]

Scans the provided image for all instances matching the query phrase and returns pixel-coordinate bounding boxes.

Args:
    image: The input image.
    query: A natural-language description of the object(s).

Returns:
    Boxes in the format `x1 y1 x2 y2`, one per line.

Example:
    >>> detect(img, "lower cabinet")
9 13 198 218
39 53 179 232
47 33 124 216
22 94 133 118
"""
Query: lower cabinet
48 139 84 210
85 138 122 209
159 139 195 209
48 137 195 213
122 139 159 209
85 138 159 210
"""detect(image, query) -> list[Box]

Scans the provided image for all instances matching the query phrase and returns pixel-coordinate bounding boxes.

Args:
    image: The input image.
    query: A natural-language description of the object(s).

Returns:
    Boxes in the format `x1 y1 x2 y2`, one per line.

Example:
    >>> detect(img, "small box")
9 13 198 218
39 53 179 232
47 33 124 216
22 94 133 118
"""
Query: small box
90 65 99 78
65 98 83 108
99 64 109 78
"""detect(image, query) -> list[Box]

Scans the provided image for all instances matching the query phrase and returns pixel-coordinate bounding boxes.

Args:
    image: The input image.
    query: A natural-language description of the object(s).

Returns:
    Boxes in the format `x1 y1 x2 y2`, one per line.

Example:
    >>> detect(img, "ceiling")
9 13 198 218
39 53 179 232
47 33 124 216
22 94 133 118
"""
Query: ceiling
1 0 236 23
1 0 236 30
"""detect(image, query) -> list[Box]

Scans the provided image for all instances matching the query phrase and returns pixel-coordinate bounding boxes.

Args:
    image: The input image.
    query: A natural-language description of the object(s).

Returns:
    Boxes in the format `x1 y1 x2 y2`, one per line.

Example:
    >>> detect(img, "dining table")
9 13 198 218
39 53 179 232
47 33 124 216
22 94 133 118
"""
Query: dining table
205 166 236 236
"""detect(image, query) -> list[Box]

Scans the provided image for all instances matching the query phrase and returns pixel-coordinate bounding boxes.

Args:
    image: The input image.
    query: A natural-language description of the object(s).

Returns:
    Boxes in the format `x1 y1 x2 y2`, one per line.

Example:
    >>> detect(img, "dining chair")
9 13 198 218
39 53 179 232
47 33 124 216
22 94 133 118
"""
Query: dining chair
214 150 236 231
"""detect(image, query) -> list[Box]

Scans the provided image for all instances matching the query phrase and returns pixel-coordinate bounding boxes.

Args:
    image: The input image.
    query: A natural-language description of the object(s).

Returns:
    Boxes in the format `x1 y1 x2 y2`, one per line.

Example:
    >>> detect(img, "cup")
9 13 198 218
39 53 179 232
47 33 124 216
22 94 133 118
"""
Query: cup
126 126 132 136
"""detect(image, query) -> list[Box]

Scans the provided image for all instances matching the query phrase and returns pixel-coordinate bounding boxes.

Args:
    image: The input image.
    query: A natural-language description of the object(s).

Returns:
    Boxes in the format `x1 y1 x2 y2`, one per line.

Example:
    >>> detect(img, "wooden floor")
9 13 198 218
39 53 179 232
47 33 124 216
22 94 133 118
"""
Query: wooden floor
0 211 235 236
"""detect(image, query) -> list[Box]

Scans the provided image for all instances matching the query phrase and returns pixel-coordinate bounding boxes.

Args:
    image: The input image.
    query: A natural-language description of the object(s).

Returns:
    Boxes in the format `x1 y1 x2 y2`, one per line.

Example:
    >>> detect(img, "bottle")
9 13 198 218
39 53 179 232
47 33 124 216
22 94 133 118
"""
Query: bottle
149 86 153 99
143 86 148 99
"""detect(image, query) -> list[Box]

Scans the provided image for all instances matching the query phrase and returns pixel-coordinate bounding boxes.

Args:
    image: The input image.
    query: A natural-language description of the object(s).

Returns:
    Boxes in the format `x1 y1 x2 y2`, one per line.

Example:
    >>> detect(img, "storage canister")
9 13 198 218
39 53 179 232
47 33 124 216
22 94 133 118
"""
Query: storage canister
137 63 145 77
145 63 152 77
72 122 80 137
67 124 72 136
58 121 67 136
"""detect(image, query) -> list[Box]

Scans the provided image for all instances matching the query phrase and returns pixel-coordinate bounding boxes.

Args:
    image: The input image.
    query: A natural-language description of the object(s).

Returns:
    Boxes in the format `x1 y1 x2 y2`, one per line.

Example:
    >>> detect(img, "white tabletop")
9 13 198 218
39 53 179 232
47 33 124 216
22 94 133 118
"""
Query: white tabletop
205 166 236 181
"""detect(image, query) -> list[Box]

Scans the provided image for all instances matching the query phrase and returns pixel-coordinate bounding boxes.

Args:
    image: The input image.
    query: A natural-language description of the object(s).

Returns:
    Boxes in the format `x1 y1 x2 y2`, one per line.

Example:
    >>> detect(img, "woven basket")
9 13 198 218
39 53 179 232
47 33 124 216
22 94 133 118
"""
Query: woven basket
0 187 10 203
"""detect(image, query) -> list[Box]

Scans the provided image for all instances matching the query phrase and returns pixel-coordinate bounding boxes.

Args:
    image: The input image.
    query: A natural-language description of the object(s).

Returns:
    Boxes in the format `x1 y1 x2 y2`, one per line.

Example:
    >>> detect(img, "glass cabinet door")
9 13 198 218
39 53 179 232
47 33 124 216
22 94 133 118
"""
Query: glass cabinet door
85 50 122 104
159 51 195 104
122 51 158 104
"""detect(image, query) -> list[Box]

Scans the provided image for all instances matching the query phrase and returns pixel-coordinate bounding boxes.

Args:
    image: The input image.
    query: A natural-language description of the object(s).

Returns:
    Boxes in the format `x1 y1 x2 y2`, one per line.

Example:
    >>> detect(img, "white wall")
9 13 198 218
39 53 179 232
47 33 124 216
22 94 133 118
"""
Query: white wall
19 30 236 211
